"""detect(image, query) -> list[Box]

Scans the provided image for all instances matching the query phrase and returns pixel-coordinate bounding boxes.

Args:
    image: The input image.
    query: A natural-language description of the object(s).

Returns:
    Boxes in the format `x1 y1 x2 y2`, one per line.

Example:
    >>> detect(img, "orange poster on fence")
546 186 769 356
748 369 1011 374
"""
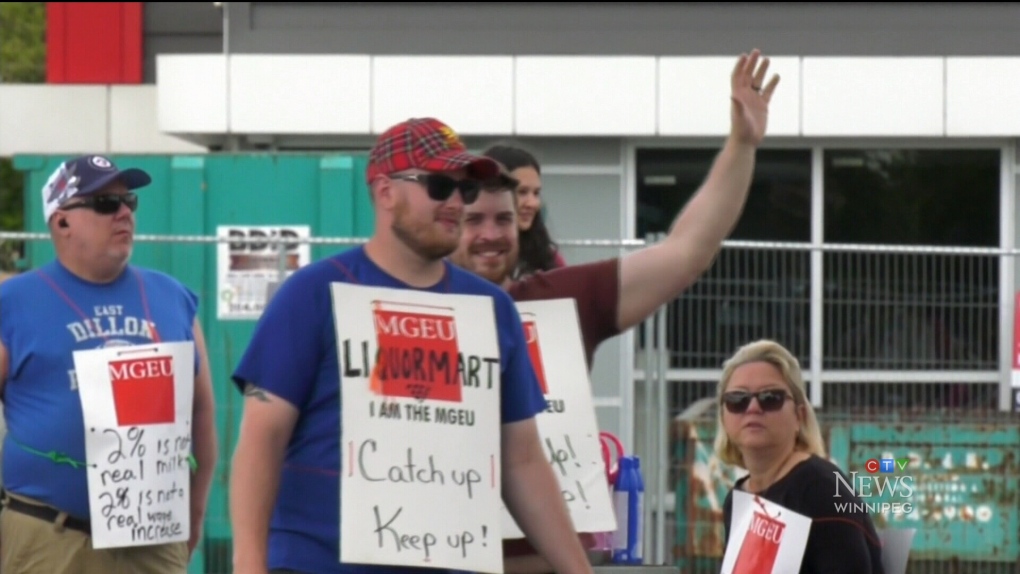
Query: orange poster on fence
370 301 462 402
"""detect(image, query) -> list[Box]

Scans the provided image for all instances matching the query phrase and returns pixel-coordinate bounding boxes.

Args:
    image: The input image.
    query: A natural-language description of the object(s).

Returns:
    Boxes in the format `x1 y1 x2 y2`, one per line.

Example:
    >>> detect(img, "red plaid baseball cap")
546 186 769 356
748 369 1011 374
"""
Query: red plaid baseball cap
366 118 500 183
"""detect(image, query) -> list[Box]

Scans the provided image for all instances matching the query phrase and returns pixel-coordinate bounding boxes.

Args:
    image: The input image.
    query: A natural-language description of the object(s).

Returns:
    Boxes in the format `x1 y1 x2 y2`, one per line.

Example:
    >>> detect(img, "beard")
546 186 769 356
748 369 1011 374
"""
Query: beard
391 195 460 261
451 239 517 286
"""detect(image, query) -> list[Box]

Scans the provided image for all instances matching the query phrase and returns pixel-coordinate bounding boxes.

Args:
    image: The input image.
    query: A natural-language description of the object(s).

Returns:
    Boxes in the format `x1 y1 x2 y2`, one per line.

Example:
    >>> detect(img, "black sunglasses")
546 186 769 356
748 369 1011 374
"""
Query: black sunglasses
60 193 139 215
391 174 481 205
721 389 793 414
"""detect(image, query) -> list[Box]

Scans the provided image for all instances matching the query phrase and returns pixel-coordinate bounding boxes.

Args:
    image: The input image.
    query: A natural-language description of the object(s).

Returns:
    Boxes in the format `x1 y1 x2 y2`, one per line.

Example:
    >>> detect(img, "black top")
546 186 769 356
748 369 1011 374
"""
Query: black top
722 454 886 574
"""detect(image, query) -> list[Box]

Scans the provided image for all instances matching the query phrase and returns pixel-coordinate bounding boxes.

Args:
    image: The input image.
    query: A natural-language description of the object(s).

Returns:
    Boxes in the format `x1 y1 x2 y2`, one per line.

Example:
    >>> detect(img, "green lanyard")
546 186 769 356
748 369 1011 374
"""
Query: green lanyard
9 434 198 472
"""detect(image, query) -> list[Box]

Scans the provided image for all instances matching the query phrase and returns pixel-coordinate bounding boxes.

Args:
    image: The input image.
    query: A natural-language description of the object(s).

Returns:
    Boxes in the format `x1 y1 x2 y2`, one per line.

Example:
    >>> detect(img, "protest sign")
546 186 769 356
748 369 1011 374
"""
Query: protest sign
332 283 503 574
720 490 812 574
501 299 616 538
73 341 195 549
878 527 916 574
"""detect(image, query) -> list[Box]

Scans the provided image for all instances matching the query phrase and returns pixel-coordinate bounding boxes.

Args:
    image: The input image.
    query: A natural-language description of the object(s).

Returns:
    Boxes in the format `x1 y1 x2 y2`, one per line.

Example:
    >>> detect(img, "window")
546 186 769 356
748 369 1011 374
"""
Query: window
635 148 813 369
822 149 1000 372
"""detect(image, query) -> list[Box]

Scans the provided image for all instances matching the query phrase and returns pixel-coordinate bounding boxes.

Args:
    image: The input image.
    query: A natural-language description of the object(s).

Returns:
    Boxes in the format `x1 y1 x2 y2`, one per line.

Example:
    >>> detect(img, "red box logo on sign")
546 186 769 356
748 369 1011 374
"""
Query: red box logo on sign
108 356 175 426
522 318 549 395
732 510 786 574
372 305 462 402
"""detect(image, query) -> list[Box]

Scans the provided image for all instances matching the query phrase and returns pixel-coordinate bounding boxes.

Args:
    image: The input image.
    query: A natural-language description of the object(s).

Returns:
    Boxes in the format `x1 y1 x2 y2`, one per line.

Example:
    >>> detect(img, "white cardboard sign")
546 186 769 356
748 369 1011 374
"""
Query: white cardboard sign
501 299 617 538
74 341 195 549
332 283 504 573
720 489 812 574
878 527 916 574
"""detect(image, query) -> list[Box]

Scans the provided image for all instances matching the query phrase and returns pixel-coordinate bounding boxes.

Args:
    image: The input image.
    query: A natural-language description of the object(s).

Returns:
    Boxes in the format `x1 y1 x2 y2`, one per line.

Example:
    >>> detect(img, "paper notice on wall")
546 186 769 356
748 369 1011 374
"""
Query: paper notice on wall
217 225 311 320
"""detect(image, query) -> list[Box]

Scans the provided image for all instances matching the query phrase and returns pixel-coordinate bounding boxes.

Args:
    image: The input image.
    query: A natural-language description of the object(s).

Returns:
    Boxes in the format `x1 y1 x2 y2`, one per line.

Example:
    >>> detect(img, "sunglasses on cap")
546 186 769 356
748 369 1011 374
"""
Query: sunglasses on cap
60 193 139 215
721 389 793 414
390 174 481 205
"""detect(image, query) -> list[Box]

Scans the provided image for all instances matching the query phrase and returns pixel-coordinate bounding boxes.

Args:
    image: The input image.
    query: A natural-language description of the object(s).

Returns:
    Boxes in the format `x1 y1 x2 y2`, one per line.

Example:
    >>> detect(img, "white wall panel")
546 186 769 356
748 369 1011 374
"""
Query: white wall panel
802 57 944 136
231 55 371 134
371 56 514 135
156 54 228 133
515 56 657 136
658 56 800 136
0 86 108 155
9 55 1020 153
946 57 1020 136
110 86 206 153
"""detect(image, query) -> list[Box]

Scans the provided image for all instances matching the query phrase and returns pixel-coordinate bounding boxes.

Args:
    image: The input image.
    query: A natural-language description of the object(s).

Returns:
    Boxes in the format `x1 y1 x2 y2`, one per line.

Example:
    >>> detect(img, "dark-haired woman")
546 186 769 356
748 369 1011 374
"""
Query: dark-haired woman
482 144 566 278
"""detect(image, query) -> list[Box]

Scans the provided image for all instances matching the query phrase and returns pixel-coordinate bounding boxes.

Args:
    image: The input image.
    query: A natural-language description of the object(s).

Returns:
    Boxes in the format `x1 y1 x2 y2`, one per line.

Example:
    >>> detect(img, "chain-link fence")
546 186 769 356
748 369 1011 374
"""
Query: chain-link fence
634 236 1020 574
2 231 1019 573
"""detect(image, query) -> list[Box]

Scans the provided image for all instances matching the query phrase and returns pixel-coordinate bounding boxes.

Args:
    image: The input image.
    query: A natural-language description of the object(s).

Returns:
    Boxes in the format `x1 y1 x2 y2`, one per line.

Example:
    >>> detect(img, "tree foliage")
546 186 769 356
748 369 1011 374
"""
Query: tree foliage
0 3 45 270
1 2 46 83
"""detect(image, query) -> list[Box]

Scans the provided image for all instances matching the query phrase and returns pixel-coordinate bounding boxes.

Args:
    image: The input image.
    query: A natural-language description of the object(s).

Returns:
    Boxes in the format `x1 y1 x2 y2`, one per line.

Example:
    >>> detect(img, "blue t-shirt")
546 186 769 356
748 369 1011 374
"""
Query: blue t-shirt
0 259 199 520
231 245 546 574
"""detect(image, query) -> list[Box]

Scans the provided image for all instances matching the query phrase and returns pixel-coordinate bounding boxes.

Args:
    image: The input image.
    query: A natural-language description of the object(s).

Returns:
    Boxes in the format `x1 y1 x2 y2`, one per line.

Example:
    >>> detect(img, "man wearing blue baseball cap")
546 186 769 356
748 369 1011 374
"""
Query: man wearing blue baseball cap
0 155 218 573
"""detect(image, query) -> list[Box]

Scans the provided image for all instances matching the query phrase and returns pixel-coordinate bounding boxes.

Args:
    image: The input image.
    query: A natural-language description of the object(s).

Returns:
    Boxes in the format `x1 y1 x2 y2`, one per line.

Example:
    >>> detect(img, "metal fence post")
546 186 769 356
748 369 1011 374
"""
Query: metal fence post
641 232 657 563
654 232 669 565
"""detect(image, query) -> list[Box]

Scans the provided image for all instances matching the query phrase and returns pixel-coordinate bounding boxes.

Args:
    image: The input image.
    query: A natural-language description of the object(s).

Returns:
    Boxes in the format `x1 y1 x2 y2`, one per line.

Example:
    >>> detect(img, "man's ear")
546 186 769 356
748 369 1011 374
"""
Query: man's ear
372 177 397 211
50 215 69 234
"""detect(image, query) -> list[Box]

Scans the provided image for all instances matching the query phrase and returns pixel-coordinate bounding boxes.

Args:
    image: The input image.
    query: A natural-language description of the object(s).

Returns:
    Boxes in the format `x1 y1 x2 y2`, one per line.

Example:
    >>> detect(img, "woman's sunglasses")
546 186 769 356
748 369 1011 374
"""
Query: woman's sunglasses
391 174 481 205
721 389 792 414
60 193 139 215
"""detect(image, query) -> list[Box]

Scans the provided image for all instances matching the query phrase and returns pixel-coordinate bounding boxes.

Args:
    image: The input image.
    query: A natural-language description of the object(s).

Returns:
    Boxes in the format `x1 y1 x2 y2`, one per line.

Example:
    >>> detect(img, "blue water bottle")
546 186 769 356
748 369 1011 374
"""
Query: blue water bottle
611 456 644 564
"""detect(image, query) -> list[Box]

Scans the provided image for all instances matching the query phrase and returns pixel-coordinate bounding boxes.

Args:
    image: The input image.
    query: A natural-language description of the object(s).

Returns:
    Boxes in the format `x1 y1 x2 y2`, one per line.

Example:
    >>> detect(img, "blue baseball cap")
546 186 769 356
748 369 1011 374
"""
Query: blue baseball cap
42 155 152 222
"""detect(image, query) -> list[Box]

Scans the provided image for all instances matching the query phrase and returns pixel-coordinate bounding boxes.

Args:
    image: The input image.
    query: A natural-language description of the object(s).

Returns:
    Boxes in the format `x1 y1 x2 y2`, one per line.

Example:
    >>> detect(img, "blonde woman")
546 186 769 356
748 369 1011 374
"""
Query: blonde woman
715 339 885 573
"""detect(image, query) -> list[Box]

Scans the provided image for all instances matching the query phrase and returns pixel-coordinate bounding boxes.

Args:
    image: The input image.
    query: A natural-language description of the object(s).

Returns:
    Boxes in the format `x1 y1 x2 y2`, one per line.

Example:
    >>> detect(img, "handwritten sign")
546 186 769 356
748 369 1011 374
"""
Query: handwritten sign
720 490 811 574
332 283 504 574
73 341 195 549
501 299 616 539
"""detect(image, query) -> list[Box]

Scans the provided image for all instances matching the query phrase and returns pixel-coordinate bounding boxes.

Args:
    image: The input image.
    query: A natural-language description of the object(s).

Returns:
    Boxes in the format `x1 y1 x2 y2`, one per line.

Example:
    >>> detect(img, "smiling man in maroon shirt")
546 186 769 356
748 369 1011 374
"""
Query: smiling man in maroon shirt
446 48 780 573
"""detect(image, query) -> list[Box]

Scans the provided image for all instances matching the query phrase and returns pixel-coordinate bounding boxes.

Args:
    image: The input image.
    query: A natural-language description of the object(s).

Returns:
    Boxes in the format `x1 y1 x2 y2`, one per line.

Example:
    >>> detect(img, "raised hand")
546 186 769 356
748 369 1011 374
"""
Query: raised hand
730 49 780 147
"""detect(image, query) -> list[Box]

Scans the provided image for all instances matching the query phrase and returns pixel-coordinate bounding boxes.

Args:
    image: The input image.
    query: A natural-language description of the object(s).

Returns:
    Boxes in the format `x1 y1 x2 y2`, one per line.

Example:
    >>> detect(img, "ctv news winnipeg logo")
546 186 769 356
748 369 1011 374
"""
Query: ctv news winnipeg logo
833 455 915 515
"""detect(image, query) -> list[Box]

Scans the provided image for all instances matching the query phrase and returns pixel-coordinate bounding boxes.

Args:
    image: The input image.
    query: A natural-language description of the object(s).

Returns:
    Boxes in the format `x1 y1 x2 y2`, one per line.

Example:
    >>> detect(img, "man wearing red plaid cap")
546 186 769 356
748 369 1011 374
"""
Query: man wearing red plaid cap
230 118 592 574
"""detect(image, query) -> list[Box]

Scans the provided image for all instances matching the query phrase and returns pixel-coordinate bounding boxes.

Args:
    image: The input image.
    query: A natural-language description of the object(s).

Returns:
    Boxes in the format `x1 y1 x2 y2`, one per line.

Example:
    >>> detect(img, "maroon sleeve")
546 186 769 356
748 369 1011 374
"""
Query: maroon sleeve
553 249 567 268
508 258 621 370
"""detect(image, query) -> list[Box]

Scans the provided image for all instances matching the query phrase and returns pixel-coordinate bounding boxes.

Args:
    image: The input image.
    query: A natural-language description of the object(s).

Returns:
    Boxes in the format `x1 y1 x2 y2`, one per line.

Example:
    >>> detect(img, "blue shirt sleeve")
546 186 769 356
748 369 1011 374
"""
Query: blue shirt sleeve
177 283 200 376
0 281 13 353
496 291 547 424
231 265 327 410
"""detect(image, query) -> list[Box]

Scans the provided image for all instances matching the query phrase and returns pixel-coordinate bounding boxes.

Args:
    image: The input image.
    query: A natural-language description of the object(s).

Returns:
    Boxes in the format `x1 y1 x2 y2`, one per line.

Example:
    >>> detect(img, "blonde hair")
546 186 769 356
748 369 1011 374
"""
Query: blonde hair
713 339 826 468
